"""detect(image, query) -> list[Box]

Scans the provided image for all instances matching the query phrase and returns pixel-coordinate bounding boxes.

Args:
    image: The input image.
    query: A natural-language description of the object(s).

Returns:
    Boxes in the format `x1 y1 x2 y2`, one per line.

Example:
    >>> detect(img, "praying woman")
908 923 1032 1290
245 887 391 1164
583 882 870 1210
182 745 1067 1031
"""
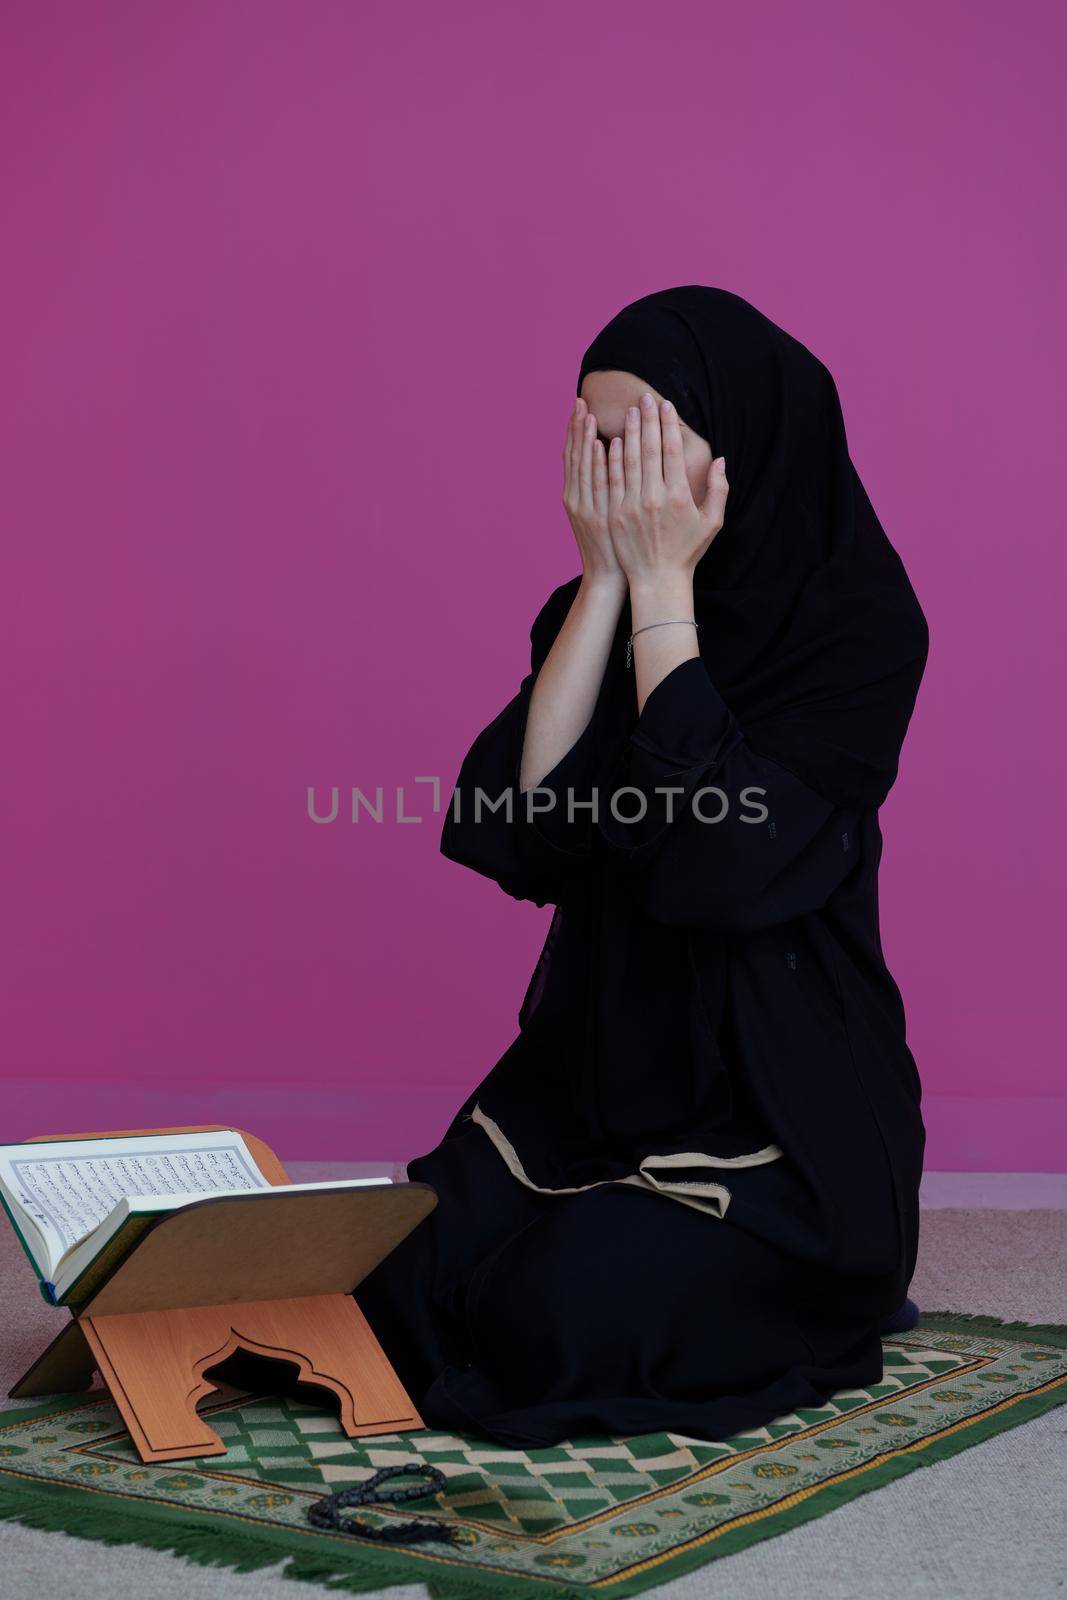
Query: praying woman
355 284 930 1448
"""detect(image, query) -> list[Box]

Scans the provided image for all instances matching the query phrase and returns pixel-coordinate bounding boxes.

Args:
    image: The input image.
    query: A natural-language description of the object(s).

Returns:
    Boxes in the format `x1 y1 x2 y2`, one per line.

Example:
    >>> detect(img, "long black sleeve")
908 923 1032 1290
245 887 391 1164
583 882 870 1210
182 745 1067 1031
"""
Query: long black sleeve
440 583 597 906
597 656 863 932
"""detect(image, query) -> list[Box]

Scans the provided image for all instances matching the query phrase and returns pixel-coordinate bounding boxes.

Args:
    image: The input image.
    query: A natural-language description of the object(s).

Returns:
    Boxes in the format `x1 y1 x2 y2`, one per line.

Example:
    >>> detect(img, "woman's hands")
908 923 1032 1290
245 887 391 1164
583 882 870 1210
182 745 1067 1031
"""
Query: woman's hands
561 391 729 715
569 391 727 713
563 392 728 585
607 393 728 584
562 398 626 592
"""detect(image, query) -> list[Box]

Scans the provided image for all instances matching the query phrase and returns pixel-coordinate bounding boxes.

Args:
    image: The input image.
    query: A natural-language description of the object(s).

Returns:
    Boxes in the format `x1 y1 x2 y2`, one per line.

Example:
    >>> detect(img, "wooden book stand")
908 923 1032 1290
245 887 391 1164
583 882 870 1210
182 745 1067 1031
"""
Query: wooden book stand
8 1125 438 1464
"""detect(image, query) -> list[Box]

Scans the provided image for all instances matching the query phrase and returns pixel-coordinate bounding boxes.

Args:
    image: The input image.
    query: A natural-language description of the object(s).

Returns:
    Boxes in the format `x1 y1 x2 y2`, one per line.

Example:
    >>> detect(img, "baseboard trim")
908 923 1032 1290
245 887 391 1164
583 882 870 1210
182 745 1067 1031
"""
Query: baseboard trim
2 1083 1064 1175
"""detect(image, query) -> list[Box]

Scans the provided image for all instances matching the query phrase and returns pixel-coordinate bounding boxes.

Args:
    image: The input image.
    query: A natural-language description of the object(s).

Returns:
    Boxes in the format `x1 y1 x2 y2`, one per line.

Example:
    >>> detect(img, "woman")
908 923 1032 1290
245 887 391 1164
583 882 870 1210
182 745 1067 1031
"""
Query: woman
356 284 929 1449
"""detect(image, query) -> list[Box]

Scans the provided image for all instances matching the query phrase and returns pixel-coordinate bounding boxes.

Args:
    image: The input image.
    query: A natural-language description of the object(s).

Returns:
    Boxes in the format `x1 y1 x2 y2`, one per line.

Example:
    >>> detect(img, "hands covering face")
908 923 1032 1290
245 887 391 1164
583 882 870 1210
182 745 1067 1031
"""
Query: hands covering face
563 394 728 586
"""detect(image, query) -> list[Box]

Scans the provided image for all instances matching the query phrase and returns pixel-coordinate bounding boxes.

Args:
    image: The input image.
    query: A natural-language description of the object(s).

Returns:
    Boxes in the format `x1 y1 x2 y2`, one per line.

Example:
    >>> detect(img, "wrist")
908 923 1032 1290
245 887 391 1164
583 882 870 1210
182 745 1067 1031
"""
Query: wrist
578 569 628 606
628 570 695 625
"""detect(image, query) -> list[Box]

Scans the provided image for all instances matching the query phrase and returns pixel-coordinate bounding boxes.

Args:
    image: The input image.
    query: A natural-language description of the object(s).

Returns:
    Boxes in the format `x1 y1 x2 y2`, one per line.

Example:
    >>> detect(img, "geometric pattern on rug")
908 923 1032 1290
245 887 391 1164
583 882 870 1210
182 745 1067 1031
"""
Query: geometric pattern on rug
1 1314 1065 1600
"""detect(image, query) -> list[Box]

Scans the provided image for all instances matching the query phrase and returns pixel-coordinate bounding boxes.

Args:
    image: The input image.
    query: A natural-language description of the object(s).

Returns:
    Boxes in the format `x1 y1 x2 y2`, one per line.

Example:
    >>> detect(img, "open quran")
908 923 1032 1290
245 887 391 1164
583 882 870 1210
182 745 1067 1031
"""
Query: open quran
0 1129 391 1305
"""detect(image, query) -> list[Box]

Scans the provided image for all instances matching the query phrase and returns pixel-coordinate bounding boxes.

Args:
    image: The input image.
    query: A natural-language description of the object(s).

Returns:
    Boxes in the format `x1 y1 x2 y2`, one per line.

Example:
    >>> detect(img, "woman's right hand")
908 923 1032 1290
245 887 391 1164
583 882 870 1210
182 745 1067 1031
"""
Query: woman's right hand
562 398 625 588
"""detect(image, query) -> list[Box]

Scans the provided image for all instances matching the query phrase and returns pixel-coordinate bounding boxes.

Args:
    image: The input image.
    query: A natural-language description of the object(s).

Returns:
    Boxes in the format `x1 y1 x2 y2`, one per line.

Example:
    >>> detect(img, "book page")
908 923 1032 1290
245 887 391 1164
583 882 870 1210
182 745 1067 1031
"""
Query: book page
0 1132 269 1270
50 1174 396 1302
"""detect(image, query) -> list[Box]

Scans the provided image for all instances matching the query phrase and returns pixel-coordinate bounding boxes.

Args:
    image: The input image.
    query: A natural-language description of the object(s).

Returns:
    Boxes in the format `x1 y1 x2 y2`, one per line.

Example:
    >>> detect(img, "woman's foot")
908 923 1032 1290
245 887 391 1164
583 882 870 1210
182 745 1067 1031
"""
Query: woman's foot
878 1296 920 1335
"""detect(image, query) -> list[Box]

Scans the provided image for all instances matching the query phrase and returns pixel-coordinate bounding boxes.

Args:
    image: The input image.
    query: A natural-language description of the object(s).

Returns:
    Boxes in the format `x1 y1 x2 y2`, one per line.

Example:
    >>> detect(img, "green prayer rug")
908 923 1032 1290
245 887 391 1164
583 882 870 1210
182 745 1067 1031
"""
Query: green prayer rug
0 1312 1063 1600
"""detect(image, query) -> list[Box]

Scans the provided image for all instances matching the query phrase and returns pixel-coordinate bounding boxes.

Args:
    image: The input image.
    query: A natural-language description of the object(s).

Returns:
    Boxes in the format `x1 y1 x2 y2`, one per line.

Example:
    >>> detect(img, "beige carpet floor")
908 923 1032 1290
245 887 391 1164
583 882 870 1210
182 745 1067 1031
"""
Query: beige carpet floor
1 1168 1063 1599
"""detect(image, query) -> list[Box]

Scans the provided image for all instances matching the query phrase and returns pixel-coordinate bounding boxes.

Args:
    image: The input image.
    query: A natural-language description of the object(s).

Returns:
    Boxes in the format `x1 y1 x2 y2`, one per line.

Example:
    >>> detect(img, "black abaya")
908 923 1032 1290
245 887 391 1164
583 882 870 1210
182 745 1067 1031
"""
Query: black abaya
355 286 929 1449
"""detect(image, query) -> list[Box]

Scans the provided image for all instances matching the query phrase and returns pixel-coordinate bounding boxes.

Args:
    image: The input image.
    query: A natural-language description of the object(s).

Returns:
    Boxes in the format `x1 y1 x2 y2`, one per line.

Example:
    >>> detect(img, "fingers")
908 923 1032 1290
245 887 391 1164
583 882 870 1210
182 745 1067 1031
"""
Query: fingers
623 402 642 496
638 391 662 493
702 456 729 533
566 397 609 525
564 396 584 508
659 399 689 498
608 425 625 514
592 435 608 519
579 407 594 509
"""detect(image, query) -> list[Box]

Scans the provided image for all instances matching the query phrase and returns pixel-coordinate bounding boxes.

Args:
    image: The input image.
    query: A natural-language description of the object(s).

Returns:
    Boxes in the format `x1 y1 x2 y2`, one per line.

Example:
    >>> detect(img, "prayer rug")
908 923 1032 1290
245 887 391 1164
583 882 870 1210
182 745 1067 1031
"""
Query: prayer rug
0 1312 1063 1599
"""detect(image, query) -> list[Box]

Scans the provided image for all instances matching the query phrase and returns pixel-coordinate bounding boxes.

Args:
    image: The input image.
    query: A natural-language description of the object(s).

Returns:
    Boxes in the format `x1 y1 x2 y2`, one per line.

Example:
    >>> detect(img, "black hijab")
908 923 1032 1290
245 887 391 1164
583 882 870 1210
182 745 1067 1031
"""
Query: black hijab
576 285 928 809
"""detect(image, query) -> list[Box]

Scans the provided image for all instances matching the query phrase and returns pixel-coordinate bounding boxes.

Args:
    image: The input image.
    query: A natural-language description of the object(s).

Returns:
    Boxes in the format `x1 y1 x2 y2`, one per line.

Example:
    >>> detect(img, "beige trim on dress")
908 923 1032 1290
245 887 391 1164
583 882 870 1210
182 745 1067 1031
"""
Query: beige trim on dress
470 1102 785 1221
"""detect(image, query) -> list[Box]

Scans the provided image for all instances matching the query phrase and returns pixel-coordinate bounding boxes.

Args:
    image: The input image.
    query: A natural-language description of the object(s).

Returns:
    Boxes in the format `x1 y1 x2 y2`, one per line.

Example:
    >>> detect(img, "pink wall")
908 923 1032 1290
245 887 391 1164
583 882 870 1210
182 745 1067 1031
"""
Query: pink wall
1 0 1063 1166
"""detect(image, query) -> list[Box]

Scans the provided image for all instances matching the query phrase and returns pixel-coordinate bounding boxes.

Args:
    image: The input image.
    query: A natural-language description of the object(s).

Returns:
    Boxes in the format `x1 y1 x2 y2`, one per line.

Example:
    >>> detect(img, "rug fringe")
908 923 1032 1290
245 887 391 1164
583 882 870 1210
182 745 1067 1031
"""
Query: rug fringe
0 1486 590 1599
918 1309 1067 1346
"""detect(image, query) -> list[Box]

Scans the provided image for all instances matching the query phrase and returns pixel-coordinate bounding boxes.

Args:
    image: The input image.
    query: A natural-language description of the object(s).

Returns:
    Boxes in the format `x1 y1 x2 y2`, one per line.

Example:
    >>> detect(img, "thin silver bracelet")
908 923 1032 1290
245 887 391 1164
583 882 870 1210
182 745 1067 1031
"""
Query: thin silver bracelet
626 619 699 669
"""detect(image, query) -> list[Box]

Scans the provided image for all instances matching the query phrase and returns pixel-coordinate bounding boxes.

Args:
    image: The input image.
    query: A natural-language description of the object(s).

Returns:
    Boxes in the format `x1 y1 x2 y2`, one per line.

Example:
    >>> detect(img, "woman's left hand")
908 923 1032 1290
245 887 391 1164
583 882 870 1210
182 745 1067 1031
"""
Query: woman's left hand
607 393 728 584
